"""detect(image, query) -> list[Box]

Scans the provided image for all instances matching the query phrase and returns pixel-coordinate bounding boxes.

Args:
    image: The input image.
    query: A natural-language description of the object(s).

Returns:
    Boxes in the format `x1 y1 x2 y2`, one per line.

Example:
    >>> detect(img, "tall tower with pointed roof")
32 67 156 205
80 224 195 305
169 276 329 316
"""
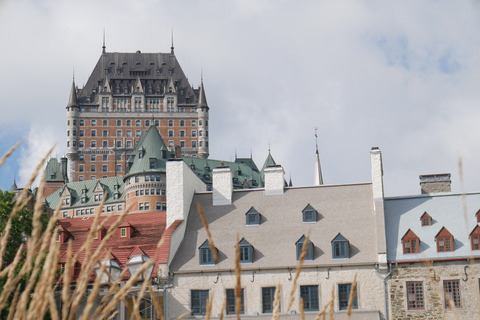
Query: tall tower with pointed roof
66 44 210 182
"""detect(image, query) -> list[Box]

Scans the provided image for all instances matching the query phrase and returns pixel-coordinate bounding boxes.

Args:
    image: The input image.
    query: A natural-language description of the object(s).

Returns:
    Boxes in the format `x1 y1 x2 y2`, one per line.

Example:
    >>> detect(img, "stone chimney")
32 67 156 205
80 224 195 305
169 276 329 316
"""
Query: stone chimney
212 166 233 205
420 174 451 194
175 145 182 158
264 165 285 195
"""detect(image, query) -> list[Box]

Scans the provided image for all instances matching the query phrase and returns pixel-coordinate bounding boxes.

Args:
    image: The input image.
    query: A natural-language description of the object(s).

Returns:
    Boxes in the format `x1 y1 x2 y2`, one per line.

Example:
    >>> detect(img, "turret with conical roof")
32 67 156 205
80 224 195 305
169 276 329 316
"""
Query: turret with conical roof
123 125 173 214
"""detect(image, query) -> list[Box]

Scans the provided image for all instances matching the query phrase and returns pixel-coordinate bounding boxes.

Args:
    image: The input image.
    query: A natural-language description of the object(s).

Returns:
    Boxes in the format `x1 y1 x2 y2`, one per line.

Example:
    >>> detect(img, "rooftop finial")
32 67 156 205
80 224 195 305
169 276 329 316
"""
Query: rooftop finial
102 28 106 54
171 28 174 55
315 126 319 153
268 142 270 153
201 68 204 84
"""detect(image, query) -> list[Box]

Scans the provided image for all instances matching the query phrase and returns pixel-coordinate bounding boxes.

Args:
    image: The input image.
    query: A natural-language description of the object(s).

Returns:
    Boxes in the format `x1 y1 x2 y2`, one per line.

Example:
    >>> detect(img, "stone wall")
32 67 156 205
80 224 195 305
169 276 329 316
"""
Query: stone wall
166 266 385 320
388 260 480 320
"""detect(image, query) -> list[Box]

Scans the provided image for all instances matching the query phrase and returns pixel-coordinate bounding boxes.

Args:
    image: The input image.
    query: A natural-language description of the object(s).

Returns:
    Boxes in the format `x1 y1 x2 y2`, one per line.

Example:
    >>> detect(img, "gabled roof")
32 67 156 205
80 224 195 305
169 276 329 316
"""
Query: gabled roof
261 151 276 172
45 176 124 209
420 211 431 220
57 211 171 282
435 226 453 239
332 233 348 242
401 229 419 241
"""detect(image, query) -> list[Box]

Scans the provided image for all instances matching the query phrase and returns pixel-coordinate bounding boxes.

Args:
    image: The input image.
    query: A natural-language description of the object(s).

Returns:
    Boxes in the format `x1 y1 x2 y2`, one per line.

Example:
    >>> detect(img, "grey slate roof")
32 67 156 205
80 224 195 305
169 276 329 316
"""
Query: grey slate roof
384 192 480 262
76 51 199 105
170 183 378 272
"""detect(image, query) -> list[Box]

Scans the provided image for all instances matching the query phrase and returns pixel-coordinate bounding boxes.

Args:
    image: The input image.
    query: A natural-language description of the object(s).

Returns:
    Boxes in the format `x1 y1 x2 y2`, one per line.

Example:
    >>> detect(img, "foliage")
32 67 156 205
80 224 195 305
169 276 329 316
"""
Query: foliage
0 190 49 264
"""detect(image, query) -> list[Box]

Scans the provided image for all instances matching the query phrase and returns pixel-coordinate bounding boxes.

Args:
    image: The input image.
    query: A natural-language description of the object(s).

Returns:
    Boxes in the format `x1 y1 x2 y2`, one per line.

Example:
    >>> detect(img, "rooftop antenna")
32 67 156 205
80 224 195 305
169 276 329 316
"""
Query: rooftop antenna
315 127 318 152
235 147 237 159
102 28 106 54
268 142 270 153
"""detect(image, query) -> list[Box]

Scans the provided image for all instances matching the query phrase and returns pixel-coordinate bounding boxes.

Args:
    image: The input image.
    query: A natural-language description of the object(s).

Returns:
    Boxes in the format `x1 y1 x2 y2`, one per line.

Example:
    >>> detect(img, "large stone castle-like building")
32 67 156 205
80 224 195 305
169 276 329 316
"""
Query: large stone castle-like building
66 43 209 182
10 43 480 320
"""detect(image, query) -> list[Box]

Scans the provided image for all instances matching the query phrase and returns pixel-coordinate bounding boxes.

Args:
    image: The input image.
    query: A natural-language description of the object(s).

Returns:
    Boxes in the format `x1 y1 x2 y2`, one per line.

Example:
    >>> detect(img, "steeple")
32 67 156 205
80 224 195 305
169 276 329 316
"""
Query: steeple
67 79 78 108
170 29 175 55
314 127 323 186
102 28 106 54
9 179 17 193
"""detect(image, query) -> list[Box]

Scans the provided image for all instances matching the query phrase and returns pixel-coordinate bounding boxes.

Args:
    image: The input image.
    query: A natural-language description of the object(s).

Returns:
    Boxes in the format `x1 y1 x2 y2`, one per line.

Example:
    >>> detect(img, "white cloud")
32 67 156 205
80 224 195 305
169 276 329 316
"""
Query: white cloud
1 0 480 196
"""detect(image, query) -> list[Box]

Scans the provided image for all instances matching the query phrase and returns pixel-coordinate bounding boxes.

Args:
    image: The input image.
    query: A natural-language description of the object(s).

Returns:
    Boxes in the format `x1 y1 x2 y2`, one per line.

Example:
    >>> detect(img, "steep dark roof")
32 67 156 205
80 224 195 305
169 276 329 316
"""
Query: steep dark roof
77 51 197 105
45 158 66 182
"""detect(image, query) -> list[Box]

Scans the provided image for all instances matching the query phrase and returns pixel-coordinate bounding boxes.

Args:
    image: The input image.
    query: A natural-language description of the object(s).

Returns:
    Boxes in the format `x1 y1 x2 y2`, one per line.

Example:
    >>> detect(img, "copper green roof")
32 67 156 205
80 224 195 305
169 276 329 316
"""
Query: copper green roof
9 180 17 192
125 125 174 178
181 157 263 188
45 176 124 209
45 158 66 182
235 157 259 172
260 151 277 184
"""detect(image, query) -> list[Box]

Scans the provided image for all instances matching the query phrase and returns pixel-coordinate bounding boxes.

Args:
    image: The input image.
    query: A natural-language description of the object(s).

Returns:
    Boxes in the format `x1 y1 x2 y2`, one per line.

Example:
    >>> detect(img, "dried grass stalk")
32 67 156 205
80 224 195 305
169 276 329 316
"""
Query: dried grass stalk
272 281 281 320
328 286 334 320
234 233 242 320
299 297 305 320
197 202 218 263
345 273 357 319
205 293 214 320
287 230 310 312
219 296 226 320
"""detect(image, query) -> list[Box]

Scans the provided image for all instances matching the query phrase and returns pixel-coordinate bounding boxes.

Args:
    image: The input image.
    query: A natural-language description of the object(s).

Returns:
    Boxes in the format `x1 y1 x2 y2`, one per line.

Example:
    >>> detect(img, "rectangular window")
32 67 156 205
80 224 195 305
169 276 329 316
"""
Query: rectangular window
103 130 108 137
91 141 96 148
116 165 121 172
262 287 277 313
103 141 108 147
338 284 357 311
300 286 319 311
200 248 213 265
91 130 96 136
444 280 461 308
120 228 127 238
191 290 209 315
407 282 424 310
91 165 96 172
226 289 244 315
438 237 453 252
102 165 107 172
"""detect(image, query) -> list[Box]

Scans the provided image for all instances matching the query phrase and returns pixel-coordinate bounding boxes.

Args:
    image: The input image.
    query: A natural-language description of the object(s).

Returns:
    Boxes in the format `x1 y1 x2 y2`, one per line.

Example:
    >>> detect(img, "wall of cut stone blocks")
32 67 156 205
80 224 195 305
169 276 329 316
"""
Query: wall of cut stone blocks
388 260 480 320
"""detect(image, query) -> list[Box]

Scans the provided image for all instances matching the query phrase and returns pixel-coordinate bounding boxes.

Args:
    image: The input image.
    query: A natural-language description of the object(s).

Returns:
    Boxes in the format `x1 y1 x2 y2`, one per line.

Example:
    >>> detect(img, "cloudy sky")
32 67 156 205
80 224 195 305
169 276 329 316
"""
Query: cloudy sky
0 0 479 197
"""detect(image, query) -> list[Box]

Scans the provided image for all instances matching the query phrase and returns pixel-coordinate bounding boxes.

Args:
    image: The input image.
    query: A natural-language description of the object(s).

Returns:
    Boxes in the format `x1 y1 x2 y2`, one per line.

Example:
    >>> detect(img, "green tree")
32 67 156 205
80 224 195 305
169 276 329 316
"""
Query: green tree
0 189 50 318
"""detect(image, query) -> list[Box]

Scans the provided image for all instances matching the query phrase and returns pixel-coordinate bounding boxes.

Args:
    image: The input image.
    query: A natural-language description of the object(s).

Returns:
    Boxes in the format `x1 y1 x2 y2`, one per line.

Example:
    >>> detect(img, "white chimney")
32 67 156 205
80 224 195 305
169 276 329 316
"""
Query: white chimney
264 165 285 195
212 166 233 205
370 147 384 201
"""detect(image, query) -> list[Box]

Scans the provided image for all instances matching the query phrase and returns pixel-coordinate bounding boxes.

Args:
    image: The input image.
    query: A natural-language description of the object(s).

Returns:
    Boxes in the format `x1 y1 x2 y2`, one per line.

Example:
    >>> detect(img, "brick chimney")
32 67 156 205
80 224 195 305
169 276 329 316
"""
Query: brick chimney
420 174 451 194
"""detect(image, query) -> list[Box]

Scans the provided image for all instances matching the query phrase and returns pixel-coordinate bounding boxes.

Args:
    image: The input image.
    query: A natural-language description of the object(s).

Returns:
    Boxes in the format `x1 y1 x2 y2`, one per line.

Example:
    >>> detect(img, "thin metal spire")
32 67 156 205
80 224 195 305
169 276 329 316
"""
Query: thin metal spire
170 28 175 55
102 28 106 54
315 126 319 153
314 126 323 185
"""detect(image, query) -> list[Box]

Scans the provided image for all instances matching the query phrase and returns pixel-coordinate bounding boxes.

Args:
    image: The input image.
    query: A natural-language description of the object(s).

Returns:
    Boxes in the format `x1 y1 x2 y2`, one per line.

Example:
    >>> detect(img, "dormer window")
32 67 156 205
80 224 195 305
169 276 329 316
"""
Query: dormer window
436 227 454 252
103 86 107 92
296 235 313 260
402 229 420 254
332 233 350 258
205 166 210 172
238 238 253 263
118 221 133 238
470 225 480 250
302 204 317 223
246 207 260 225
233 178 239 184
190 165 195 170
149 159 156 169
199 240 216 265
250 180 257 186
421 212 432 226
94 194 103 202
476 210 480 223
138 151 143 159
